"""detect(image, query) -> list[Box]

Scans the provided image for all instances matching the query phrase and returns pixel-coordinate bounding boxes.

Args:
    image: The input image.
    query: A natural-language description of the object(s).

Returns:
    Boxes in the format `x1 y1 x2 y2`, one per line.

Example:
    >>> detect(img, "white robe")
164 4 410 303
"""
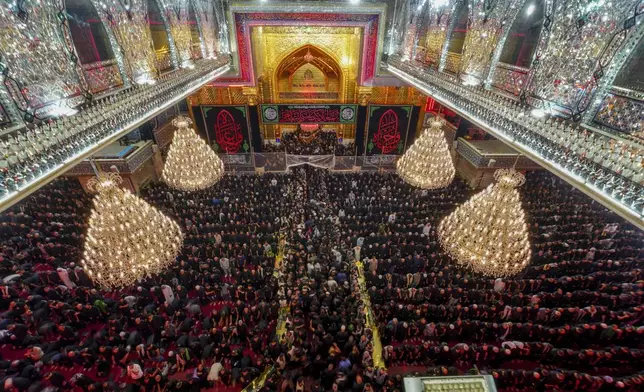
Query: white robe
208 362 223 381
57 268 76 290
161 285 175 304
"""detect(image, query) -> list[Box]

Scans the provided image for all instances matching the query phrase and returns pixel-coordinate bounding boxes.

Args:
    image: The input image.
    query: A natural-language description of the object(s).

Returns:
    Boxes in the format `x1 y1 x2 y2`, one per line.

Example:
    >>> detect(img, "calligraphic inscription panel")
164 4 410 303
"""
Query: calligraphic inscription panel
365 105 413 156
200 105 252 154
260 104 357 124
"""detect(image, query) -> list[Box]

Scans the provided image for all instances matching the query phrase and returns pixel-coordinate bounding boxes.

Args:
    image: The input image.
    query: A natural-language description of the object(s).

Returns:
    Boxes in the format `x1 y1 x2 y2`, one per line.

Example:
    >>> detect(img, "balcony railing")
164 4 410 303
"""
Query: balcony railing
0 56 231 211
386 57 643 229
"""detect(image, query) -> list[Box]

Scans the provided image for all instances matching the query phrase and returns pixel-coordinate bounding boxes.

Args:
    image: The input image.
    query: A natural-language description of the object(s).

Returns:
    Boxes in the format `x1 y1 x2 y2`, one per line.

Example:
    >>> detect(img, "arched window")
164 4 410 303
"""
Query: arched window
447 0 469 55
66 0 122 93
188 1 202 59
148 0 173 72
66 0 114 64
499 1 545 68
613 42 643 91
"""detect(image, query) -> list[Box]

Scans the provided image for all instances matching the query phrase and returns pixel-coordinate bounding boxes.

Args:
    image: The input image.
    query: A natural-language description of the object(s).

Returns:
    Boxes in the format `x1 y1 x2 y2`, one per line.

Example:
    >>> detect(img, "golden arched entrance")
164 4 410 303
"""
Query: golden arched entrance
272 45 344 102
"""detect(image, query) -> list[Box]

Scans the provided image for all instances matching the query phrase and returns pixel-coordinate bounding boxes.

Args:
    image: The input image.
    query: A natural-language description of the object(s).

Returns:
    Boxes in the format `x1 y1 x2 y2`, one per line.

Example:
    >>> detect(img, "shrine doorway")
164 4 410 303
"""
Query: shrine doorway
274 45 344 102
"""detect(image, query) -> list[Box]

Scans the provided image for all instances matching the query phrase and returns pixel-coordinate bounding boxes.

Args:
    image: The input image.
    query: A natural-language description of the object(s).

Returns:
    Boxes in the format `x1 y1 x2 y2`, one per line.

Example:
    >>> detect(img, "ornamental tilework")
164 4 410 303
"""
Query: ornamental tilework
526 0 640 117
593 94 644 140
0 0 85 115
192 0 217 59
90 0 157 83
159 0 193 66
491 64 529 96
217 12 381 86
424 2 456 67
82 61 124 94
460 0 524 83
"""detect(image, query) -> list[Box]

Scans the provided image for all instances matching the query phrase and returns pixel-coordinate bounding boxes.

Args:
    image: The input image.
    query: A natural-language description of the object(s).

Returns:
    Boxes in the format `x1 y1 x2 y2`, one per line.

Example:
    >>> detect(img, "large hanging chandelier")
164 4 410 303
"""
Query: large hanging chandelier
162 116 225 191
396 116 455 189
438 168 531 277
82 172 183 289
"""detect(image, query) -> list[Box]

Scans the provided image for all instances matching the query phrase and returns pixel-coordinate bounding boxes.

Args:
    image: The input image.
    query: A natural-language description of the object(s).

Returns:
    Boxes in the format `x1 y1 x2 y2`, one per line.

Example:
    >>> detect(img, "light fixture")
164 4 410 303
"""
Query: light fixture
396 116 455 189
303 49 315 63
438 168 531 277
462 75 481 86
81 171 184 289
134 74 156 86
526 4 536 15
162 116 225 192
47 102 78 117
530 108 546 118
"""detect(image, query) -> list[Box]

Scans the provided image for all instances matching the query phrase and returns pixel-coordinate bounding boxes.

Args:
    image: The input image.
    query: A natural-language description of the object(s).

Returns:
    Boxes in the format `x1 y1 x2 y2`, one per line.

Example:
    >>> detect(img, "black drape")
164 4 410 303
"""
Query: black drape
355 105 368 156
248 106 262 153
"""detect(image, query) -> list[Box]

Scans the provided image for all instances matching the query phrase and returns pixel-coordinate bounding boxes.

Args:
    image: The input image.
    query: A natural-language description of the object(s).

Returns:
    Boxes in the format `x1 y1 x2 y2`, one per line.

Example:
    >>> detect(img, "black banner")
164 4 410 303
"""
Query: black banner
365 105 413 155
260 104 357 124
200 106 252 154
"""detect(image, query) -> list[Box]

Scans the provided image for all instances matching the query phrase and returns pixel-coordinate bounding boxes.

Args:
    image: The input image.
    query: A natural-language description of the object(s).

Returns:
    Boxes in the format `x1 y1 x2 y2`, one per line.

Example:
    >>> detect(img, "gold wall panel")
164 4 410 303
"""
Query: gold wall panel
290 64 335 92
251 26 362 103
444 53 462 75
368 86 426 106
188 86 249 106
426 29 447 66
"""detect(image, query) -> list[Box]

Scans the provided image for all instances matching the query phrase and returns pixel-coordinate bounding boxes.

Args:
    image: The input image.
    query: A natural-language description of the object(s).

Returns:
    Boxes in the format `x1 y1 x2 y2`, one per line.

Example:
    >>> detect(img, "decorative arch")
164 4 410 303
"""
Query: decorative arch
272 44 345 102
422 0 457 67
485 0 551 95
148 0 178 71
459 0 524 84
498 0 545 68
524 0 641 120
582 16 644 126
65 0 125 93
191 0 217 59
66 0 115 65
187 0 203 59
89 0 157 86
439 0 469 73
0 0 88 121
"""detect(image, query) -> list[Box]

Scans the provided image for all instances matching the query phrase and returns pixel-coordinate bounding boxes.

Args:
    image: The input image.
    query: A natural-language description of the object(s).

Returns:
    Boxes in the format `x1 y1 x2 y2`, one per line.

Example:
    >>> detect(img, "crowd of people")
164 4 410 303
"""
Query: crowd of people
260 128 355 156
324 171 643 391
0 166 641 392
256 168 401 392
0 175 291 391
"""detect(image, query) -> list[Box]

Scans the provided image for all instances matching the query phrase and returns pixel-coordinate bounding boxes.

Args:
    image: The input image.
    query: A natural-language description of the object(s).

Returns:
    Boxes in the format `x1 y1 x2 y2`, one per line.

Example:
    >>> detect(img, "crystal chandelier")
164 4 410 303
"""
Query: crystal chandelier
438 168 531 277
81 172 183 289
162 116 225 191
396 116 455 189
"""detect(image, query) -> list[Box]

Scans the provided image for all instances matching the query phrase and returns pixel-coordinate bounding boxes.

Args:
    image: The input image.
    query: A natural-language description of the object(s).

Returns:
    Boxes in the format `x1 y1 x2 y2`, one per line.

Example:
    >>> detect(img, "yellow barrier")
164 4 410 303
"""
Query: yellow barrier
355 261 386 369
240 365 275 392
244 233 288 391
275 306 290 339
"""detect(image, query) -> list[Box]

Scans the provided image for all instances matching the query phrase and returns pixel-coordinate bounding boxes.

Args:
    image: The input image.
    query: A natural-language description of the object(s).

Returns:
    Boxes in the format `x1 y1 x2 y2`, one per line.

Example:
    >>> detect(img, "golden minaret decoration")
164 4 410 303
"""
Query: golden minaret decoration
438 168 531 277
396 116 455 189
81 172 183 289
162 116 225 191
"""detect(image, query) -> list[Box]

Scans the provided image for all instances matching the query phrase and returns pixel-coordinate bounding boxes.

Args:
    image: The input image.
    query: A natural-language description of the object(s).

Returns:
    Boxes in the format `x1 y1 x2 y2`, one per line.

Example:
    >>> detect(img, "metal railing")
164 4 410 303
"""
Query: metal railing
386 57 643 230
0 57 231 212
